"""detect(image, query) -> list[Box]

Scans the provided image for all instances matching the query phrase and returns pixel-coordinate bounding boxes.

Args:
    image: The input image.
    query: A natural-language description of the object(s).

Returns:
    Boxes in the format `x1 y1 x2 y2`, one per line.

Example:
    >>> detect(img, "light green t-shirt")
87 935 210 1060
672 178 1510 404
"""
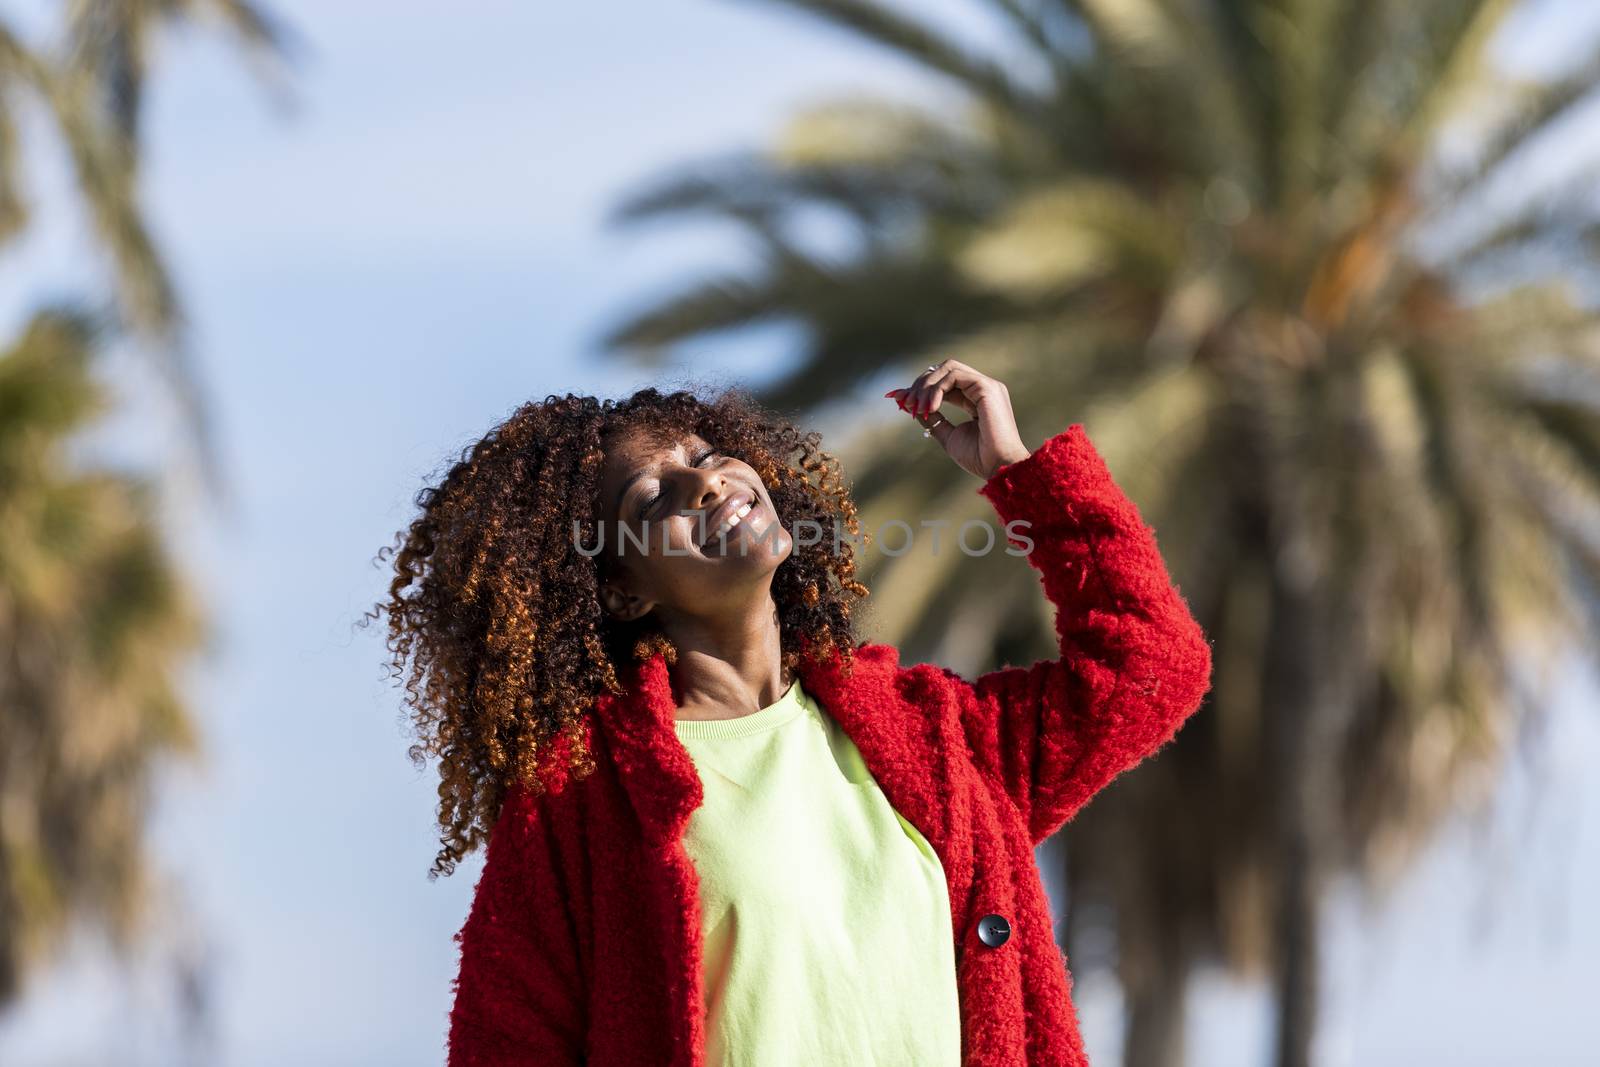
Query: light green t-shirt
673 678 963 1067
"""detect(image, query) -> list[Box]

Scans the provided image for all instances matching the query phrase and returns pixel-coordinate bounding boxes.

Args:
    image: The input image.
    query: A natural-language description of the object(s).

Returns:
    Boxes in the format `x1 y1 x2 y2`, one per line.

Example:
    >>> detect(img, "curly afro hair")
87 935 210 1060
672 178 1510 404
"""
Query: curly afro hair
369 385 871 877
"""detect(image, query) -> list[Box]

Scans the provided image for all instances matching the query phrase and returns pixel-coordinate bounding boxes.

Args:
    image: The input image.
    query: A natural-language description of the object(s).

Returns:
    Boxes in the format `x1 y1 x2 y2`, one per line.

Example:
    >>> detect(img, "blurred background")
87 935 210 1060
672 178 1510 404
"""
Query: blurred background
2 1 1599 1065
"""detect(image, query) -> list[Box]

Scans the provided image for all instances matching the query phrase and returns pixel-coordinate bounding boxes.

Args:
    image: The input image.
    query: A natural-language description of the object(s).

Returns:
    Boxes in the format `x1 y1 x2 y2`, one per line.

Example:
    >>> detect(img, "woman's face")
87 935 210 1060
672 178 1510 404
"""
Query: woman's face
594 425 793 625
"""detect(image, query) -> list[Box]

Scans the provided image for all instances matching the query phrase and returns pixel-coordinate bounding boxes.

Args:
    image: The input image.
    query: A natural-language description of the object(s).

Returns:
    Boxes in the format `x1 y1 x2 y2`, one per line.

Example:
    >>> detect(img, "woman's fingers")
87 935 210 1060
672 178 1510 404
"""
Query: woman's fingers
885 360 981 421
913 361 955 416
896 360 944 418
896 361 936 417
923 360 984 419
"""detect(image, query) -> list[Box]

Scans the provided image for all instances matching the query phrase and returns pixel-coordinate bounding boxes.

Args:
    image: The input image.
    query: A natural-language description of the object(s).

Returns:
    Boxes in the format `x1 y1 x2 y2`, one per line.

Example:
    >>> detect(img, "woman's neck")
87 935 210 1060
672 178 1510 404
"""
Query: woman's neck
662 598 790 722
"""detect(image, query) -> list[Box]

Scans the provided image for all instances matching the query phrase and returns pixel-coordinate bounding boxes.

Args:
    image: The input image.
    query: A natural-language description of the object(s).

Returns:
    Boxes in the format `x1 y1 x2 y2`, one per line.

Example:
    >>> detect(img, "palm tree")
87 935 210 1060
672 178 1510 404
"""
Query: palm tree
0 0 288 1024
602 3 1600 1065
1 0 295 495
0 308 209 1008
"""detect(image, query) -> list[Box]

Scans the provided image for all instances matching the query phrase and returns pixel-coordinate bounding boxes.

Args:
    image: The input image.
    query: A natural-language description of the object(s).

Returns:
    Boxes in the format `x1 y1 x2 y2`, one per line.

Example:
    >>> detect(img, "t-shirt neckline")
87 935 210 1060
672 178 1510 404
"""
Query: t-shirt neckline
673 678 807 740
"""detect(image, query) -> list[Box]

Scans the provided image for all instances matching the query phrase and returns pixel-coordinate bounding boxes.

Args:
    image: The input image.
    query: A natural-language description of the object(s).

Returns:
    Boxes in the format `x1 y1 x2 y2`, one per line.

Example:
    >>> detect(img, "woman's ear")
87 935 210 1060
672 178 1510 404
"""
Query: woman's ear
600 580 653 623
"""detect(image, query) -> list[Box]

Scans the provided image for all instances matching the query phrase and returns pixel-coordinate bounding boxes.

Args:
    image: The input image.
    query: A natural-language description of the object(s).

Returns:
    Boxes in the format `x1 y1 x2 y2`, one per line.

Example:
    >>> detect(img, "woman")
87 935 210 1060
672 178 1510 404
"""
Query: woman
376 359 1213 1066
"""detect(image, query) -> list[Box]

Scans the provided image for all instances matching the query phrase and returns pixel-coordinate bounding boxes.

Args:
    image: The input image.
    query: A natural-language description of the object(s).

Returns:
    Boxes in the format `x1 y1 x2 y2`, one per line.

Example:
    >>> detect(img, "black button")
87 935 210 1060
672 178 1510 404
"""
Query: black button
976 913 1011 948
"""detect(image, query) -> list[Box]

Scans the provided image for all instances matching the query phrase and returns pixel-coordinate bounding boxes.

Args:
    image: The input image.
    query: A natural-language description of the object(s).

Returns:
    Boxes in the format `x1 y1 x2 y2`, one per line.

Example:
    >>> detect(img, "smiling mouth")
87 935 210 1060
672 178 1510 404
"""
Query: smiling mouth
698 492 757 548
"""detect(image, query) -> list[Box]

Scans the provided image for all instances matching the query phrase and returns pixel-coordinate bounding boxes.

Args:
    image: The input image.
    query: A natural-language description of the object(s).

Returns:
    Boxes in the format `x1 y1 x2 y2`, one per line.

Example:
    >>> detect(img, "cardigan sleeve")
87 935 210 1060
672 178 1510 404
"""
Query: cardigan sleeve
952 423 1213 846
447 782 586 1065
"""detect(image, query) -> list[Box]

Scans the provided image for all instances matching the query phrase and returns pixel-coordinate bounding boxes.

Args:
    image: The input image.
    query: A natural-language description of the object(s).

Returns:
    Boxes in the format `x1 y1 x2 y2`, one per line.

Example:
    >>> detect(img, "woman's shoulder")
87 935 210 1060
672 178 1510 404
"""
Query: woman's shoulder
807 640 979 759
489 758 591 847
866 644 978 700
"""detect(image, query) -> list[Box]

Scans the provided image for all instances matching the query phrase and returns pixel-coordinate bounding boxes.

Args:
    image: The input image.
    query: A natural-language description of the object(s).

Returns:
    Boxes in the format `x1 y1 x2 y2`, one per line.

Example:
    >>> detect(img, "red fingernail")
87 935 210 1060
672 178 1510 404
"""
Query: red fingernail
883 390 896 398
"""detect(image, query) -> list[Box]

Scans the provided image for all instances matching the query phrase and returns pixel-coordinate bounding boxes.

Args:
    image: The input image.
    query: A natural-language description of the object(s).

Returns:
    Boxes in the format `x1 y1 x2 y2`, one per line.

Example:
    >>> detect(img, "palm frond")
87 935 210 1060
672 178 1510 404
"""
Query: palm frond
0 307 210 1003
1321 0 1387 150
1398 0 1520 161
64 0 296 145
1073 0 1265 184
601 270 792 352
742 0 1052 119
1427 39 1600 208
608 144 999 233
0 92 25 242
959 178 1183 297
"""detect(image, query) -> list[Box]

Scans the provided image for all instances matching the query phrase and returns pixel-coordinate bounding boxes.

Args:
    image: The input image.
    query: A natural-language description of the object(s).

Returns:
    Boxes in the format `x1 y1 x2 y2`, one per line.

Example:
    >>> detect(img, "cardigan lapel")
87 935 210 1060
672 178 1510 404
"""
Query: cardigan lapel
590 651 703 847
588 653 706 1067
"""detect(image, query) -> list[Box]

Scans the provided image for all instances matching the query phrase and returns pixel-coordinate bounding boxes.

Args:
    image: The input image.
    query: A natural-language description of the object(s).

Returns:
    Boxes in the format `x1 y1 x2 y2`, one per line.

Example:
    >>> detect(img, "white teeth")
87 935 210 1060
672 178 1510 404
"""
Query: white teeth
709 500 755 542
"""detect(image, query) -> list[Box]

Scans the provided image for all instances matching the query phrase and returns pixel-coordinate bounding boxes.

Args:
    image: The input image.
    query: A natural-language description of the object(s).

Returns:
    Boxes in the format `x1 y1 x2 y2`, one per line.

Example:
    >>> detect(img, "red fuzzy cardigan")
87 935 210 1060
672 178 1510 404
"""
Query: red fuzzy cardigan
446 422 1214 1066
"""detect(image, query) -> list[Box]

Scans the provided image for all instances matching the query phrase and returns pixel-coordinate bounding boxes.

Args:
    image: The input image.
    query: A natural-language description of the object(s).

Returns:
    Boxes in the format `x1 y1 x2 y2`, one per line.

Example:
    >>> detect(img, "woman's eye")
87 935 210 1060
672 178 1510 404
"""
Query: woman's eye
637 452 720 519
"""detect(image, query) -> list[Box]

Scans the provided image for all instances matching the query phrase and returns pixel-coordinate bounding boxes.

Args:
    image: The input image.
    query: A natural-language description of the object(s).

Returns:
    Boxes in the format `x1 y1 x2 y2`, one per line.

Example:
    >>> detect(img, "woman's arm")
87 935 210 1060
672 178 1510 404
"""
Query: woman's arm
951 422 1214 846
447 783 586 1065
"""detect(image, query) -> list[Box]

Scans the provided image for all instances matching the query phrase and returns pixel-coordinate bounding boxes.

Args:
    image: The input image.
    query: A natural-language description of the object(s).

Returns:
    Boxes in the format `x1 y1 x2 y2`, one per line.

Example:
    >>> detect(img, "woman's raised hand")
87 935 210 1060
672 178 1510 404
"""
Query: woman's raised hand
885 359 1032 481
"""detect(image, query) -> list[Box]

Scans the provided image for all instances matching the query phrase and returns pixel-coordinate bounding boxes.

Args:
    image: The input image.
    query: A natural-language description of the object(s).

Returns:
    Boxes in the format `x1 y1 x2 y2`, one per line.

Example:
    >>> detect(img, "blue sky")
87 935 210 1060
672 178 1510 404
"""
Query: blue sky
1 2 1598 1064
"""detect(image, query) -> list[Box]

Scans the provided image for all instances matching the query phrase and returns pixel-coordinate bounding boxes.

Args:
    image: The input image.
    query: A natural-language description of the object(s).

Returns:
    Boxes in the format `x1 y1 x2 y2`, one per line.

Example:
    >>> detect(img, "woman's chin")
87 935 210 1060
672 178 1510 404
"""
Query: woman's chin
700 520 791 569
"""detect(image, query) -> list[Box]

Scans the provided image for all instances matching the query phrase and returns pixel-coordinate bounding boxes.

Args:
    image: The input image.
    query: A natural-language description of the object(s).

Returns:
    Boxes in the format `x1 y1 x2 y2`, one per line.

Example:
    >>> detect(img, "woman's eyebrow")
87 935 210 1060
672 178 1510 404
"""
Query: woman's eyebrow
611 439 694 515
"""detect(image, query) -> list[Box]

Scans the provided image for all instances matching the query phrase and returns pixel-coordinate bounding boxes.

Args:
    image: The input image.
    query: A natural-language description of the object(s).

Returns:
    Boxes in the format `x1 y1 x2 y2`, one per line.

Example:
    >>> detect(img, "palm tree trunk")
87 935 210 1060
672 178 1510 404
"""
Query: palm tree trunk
1264 562 1361 1067
1122 935 1188 1067
1273 810 1321 1067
